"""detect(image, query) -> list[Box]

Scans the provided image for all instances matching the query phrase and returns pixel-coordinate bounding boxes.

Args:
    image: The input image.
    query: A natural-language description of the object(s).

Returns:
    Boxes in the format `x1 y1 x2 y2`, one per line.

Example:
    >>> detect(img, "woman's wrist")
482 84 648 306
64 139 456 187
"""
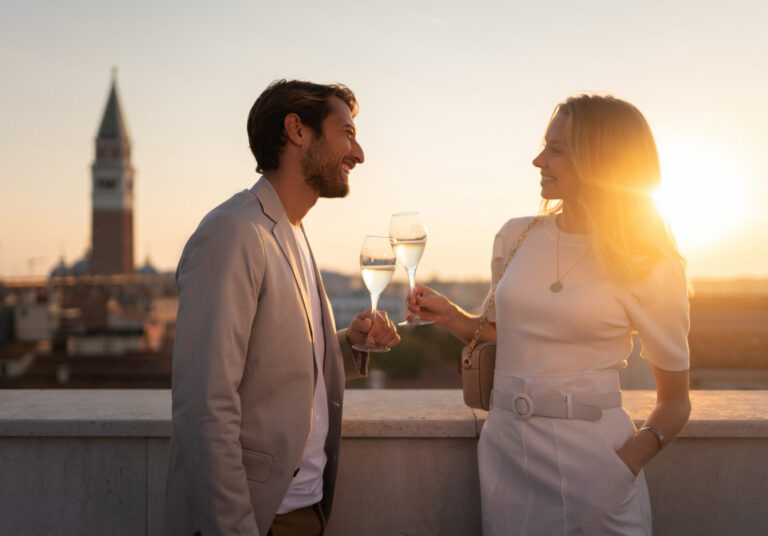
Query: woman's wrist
440 301 468 340
619 426 665 476
441 301 462 332
637 426 665 450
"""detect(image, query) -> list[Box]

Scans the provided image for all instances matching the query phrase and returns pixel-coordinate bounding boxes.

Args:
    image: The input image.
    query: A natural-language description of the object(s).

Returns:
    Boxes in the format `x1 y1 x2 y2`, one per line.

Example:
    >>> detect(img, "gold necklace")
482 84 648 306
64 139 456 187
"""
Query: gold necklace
550 226 590 293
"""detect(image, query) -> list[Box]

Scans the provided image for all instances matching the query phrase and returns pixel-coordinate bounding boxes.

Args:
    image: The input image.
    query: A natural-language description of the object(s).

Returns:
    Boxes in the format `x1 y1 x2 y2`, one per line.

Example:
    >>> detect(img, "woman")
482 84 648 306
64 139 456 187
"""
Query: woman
408 94 691 535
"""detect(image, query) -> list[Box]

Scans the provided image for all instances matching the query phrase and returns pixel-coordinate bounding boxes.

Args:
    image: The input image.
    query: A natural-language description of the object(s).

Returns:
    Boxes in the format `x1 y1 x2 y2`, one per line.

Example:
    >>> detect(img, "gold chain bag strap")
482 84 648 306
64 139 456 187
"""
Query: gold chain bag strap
461 217 540 410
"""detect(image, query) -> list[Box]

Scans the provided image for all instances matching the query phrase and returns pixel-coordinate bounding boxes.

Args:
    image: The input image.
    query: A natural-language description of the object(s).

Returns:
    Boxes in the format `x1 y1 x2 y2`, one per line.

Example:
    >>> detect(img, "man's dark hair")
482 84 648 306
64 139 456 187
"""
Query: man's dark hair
247 79 358 173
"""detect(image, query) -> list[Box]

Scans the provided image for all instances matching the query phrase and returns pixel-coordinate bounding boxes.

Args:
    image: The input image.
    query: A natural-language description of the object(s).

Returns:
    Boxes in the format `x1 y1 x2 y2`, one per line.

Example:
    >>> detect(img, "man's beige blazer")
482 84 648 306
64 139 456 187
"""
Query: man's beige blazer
163 177 367 535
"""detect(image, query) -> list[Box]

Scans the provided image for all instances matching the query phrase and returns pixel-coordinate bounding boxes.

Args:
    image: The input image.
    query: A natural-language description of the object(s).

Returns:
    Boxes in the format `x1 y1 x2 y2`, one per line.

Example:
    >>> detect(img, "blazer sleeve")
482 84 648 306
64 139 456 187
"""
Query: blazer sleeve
336 328 369 380
171 214 266 535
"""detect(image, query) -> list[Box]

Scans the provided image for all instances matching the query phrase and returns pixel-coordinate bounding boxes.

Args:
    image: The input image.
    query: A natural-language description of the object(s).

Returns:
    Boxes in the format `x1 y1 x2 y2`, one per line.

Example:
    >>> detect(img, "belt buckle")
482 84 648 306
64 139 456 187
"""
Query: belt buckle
512 393 534 420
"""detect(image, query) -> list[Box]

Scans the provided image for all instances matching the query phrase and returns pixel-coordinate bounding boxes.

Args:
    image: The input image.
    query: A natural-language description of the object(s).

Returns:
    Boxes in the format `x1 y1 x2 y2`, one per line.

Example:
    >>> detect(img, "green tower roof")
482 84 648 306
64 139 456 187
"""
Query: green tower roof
97 73 130 140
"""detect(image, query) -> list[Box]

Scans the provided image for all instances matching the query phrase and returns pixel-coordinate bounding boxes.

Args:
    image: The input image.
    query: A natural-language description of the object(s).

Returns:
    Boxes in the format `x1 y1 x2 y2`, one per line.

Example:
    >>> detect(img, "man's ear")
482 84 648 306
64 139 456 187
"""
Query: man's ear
284 113 308 147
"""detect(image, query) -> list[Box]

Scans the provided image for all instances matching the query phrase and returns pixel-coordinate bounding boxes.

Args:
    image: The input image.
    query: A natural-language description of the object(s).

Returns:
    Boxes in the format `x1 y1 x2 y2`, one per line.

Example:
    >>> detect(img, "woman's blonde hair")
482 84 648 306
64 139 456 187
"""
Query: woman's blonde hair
540 94 684 284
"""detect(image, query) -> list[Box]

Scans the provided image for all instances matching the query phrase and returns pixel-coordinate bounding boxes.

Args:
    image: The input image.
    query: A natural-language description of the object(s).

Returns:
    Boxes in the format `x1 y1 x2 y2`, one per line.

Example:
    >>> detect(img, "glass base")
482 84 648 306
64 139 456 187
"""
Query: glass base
398 317 435 327
351 342 391 353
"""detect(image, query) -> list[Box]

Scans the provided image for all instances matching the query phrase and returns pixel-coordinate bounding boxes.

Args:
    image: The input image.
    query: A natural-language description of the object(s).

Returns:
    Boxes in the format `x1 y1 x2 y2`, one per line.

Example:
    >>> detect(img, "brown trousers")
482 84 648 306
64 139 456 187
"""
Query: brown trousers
268 503 326 536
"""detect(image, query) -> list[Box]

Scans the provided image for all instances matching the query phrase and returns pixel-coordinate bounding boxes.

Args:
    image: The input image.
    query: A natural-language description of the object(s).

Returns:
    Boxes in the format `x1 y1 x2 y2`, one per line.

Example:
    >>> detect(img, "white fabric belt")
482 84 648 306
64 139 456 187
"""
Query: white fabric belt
490 388 622 422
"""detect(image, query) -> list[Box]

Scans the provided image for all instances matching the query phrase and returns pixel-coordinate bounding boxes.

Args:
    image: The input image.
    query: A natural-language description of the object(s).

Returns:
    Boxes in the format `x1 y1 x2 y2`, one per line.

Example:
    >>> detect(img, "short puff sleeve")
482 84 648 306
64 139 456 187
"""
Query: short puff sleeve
626 257 690 371
480 217 536 323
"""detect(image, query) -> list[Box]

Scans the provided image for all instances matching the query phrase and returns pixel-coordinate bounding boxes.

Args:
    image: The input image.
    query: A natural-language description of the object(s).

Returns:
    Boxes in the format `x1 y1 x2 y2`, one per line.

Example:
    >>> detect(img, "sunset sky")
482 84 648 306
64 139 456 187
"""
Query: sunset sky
2 1 767 281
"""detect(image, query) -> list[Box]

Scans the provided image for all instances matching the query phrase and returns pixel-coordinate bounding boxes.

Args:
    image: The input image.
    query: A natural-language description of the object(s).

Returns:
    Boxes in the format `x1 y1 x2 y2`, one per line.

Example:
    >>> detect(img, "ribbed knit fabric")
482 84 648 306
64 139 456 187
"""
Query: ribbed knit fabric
483 214 690 376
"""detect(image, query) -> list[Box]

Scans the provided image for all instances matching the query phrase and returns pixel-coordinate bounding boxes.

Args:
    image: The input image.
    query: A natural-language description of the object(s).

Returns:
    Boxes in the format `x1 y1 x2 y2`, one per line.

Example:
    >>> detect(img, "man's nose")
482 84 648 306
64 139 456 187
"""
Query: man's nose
352 139 364 164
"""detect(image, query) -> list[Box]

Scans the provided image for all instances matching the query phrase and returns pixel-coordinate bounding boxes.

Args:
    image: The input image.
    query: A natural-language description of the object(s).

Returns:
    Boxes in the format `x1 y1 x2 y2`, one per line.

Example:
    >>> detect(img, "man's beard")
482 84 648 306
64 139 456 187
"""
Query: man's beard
302 137 349 198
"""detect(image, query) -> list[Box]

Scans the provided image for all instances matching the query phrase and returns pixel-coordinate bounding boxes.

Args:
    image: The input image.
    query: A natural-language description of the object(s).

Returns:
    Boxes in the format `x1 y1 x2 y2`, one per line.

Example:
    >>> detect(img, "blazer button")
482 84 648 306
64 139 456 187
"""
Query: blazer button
293 467 300 477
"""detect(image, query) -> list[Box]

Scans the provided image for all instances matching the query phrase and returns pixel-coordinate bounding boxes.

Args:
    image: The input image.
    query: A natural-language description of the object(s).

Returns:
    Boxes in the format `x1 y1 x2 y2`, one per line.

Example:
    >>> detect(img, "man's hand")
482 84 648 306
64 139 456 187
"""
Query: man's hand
346 309 400 350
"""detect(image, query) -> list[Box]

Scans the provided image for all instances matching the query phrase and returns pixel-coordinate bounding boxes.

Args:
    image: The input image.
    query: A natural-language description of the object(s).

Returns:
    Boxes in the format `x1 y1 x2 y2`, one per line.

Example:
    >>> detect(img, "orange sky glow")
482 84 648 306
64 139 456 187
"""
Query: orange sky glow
1 1 767 281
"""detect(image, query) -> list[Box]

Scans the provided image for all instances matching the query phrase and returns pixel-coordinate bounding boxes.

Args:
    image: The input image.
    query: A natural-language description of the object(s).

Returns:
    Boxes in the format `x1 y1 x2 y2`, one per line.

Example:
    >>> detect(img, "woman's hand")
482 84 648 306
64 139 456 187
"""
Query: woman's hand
616 445 643 476
615 365 691 476
407 284 497 344
406 284 456 326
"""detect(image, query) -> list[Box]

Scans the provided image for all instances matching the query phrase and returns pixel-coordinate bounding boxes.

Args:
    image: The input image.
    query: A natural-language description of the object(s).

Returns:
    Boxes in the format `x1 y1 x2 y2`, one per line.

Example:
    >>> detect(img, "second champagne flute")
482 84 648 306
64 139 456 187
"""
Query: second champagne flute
389 211 434 326
351 235 397 352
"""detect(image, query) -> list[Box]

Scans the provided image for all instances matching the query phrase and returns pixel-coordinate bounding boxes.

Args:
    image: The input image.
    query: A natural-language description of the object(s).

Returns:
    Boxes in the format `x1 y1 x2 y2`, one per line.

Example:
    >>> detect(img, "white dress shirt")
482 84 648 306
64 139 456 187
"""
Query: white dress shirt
277 225 329 513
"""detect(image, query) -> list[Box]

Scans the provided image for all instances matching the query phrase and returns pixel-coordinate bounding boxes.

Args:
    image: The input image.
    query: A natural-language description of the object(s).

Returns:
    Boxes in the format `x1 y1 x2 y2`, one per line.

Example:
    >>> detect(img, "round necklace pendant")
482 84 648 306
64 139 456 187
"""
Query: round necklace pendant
549 281 563 293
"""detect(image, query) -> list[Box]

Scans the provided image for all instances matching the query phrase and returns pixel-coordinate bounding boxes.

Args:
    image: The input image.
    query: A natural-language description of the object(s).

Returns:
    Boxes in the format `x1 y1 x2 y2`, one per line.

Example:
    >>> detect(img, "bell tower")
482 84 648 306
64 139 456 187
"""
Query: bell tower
90 70 134 275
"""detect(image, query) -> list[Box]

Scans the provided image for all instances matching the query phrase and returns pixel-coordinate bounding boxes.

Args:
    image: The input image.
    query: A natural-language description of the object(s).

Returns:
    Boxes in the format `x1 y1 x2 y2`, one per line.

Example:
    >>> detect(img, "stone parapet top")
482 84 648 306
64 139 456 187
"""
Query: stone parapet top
342 390 477 437
0 389 766 438
0 389 171 437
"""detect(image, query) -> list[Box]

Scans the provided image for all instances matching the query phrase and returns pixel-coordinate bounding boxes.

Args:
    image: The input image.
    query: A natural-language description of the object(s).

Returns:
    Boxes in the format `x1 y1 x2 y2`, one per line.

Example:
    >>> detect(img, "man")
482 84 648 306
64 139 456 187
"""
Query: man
163 80 400 535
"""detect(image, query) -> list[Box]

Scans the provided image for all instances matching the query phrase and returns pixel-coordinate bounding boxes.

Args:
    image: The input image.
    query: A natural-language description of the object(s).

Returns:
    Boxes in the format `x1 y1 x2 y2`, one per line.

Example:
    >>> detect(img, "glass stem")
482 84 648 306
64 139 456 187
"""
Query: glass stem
406 266 417 292
406 267 419 320
370 292 381 341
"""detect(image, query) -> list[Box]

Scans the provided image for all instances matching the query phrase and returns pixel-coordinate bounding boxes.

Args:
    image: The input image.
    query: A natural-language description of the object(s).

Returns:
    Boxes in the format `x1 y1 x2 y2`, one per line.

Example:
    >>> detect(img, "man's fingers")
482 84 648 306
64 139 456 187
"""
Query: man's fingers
366 311 397 342
352 315 372 332
375 328 400 348
384 331 401 347
364 311 380 342
353 309 400 347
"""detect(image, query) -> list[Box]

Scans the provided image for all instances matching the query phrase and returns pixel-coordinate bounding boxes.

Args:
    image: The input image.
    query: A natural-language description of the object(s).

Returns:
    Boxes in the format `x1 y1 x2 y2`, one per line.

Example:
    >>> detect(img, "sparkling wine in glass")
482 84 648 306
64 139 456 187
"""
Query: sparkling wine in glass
352 235 396 352
389 211 434 326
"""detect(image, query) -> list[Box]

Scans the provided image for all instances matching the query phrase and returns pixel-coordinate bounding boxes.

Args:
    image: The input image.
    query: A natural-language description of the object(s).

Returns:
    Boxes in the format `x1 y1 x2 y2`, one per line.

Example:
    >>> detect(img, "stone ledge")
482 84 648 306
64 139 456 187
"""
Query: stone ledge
1 389 767 438
0 389 171 437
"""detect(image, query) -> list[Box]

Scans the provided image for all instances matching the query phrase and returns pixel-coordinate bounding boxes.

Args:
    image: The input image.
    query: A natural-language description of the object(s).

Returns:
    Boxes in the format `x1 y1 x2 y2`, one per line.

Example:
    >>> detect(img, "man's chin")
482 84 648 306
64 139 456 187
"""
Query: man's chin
321 183 349 199
306 171 350 199
314 177 349 199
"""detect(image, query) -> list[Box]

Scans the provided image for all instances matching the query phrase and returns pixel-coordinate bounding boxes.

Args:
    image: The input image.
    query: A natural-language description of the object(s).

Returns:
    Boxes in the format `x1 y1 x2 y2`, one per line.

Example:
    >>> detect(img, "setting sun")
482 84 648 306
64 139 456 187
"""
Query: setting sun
654 141 750 251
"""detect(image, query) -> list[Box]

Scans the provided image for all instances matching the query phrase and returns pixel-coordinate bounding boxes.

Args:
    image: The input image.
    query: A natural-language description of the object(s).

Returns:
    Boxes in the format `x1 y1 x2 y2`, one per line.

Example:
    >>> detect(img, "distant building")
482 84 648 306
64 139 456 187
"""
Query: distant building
50 259 68 278
136 258 158 275
90 72 135 275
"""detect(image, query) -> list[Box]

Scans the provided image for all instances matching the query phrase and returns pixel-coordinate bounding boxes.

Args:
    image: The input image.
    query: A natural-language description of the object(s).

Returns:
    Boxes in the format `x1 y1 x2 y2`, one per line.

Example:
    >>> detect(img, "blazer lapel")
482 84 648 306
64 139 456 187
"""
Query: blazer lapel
252 178 314 343
305 231 339 376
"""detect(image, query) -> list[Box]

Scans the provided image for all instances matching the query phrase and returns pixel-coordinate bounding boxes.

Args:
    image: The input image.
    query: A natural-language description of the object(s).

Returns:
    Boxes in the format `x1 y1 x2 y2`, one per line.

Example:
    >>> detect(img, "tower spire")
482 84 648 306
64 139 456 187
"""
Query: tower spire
97 69 129 141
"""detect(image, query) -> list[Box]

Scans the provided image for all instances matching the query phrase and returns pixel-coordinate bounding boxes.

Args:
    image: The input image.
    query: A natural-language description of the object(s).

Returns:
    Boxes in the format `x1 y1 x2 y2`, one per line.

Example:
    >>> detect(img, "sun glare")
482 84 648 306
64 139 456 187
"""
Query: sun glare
653 141 750 251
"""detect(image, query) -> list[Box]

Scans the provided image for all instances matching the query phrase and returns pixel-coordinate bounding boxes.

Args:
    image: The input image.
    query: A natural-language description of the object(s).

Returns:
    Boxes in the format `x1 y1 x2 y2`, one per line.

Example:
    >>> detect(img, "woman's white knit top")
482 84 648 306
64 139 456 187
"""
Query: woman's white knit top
484 215 690 376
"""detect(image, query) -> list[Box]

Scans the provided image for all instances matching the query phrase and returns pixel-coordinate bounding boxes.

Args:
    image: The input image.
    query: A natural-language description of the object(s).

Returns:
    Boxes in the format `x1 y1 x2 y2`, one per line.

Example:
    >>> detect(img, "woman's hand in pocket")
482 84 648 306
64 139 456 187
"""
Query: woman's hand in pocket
615 446 641 477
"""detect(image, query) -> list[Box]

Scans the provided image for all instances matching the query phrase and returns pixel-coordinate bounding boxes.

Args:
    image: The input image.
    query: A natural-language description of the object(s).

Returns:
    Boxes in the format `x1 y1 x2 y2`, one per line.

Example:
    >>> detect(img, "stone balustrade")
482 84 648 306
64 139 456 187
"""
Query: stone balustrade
1 389 767 535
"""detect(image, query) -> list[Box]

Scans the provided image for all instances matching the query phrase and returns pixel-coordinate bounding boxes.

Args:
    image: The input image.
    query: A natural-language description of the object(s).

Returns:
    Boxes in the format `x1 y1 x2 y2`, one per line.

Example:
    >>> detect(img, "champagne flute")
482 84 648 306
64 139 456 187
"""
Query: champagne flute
389 211 434 326
351 235 397 352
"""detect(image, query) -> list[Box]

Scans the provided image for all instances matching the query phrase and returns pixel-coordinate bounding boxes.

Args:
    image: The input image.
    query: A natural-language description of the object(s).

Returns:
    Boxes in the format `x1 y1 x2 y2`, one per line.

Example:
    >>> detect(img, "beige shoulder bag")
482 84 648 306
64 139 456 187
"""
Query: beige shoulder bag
461 217 540 410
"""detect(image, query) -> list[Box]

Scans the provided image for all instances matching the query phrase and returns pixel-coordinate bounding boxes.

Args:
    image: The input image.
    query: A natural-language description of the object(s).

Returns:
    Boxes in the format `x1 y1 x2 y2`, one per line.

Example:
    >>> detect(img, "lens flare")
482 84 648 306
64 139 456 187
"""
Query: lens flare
653 141 749 251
